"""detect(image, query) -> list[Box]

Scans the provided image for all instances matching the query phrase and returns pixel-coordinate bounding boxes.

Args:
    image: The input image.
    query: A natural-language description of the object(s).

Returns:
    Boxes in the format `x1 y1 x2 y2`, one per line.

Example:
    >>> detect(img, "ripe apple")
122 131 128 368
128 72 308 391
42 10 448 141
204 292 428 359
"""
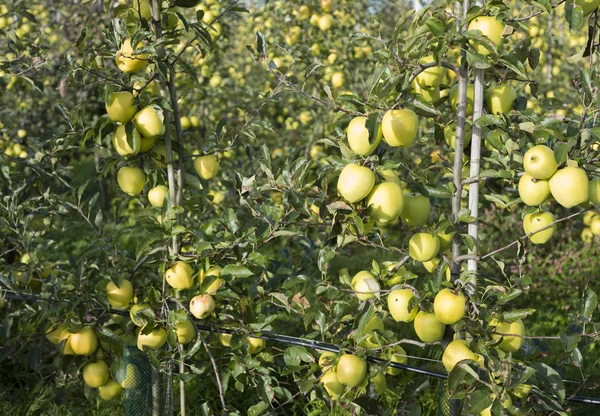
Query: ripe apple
132 0 151 20
219 333 232 347
165 261 193 289
549 166 589 208
113 125 141 157
576 0 600 16
381 109 419 147
523 211 555 244
589 178 600 204
140 136 155 152
137 326 167 350
351 270 380 300
423 258 440 273
198 266 224 294
371 372 387 395
437 231 453 252
82 360 109 388
409 233 440 262
518 173 550 206
193 154 220 180
190 116 200 128
321 0 332 11
346 116 382 156
331 72 345 88
117 166 146 196
360 316 385 349
444 121 472 149
386 347 408 375
412 82 441 104
106 91 137 123
486 84 517 114
69 326 98 355
46 323 69 345
116 38 149 73
337 163 375 203
590 217 600 235
415 56 444 88
180 116 191 131
120 364 140 389
190 294 215 319
133 79 161 97
318 14 333 31
148 185 169 208
336 354 367 387
433 289 466 325
319 351 337 370
176 319 196 344
400 194 431 227
299 5 310 20
450 84 475 116
582 227 594 242
129 303 151 327
366 182 404 224
490 318 525 353
98 379 123 401
387 289 418 322
133 106 165 138
106 279 134 309
320 371 344 400
248 337 265 354
414 311 446 343
442 340 478 372
522 145 557 179
468 16 505 55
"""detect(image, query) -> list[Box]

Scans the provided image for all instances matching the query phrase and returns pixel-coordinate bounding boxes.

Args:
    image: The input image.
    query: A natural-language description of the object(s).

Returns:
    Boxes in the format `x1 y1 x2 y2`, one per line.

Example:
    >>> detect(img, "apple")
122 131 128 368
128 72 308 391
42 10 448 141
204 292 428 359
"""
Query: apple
337 163 375 203
318 14 333 31
219 333 232 347
518 173 550 206
112 124 141 157
582 227 594 242
589 178 600 204
450 84 475 116
46 323 69 345
285 26 301 46
148 185 169 208
360 315 385 349
415 56 444 88
98 379 123 401
576 0 600 16
133 79 161 97
106 279 134 308
190 294 215 319
116 38 149 73
120 364 140 389
444 121 472 149
590 217 600 235
412 82 441 104
198 266 224 294
69 326 98 355
299 5 311 20
321 0 332 11
336 354 367 387
442 340 478 372
486 84 516 115
137 326 167 350
351 270 380 300
433 289 466 325
82 360 109 388
549 166 589 208
132 0 151 20
366 182 404 224
468 16 505 55
379 169 405 188
381 109 419 147
346 116 382 156
386 347 408 375
523 211 555 244
133 106 165 138
371 372 387 395
106 91 137 123
320 371 344 400
129 303 151 327
437 231 453 252
176 319 196 344
165 261 193 289
331 72 345 88
400 194 431 227
423 258 440 273
413 311 446 343
180 116 191 131
140 136 155 152
490 318 525 353
522 145 557 179
319 351 337 370
409 233 440 262
193 154 220 180
117 166 146 196
190 116 200 128
248 337 265 354
208 75 222 89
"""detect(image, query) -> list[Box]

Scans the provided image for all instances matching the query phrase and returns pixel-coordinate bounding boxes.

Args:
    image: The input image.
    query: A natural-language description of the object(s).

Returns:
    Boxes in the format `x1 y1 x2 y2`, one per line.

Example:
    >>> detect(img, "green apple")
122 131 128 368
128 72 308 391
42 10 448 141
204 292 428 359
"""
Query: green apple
148 185 169 208
433 289 466 325
248 337 265 354
319 351 337 371
366 182 404 224
576 0 600 16
415 56 444 88
318 14 333 31
450 84 475 116
106 279 134 309
359 316 385 349
113 125 141 157
116 38 149 73
320 371 344 399
549 166 589 208
523 211 555 244
413 311 446 343
98 379 123 401
106 92 137 123
400 194 431 227
117 166 146 196
69 327 98 355
370 372 387 395
589 178 600 204
590 217 600 235
468 16 505 55
444 121 472 149
437 231 453 252
381 109 419 147
176 319 196 344
193 154 220 180
132 0 151 20
140 136 155 152
133 106 165 138
490 318 525 353
219 333 232 347
165 261 193 289
336 354 367 387
189 294 215 319
137 326 167 350
379 169 406 188
386 347 408 375
442 340 478 372
387 289 418 322
337 163 375 203
82 360 110 388
351 270 380 300
198 266 224 294
180 116 191 131
486 84 517 114
518 173 550 206
346 116 382 156
412 82 441 104
522 145 557 179
409 233 440 262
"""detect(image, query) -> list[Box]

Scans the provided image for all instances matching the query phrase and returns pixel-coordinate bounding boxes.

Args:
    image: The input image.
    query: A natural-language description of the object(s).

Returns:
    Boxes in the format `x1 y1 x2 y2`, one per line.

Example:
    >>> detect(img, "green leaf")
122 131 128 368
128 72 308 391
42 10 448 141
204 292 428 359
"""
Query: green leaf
221 265 253 278
553 142 570 166
533 362 566 403
464 389 494 413
425 17 445 37
580 288 597 321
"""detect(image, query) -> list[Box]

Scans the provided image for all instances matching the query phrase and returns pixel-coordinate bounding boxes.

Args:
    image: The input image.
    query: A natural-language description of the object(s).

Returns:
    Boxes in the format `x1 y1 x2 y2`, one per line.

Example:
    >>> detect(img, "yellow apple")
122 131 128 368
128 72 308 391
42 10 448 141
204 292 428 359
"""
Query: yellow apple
82 360 109 388
444 121 472 149
106 91 137 123
336 354 367 387
190 116 200 128
359 315 385 349
299 5 311 20
381 109 419 147
589 178 600 205
366 182 404 224
379 170 405 188
318 14 333 31
190 294 215 319
132 0 151 20
113 125 141 157
437 232 453 252
386 348 408 375
198 266 224 294
320 371 344 400
176 319 196 344
549 166 589 208
337 163 375 203
46 323 70 345
468 16 505 55
116 38 149 73
590 217 600 235
523 211 554 244
219 333 232 347
400 194 431 227
165 261 193 289
486 84 517 114
69 326 98 355
518 173 550 206
582 227 594 242
193 154 219 180
106 279 134 309
490 318 525 353
415 56 444 88
576 0 600 16
331 72 345 88
351 270 380 300
129 303 151 327
523 145 557 179
140 136 155 152
180 116 191 131
133 106 165 138
442 340 478 372
248 337 265 354
120 364 140 389
450 84 475 115
409 233 440 262
133 79 161 97
98 379 123 400
433 289 466 325
346 116 382 156
148 185 169 208
387 289 418 322
319 351 337 370
413 311 446 343
137 326 167 350
412 81 441 104
117 166 146 196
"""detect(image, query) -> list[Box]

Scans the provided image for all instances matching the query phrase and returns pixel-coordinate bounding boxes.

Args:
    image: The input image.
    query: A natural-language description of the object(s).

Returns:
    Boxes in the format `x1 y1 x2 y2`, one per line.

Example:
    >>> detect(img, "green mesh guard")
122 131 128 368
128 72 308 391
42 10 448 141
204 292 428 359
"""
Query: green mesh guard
438 381 461 416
